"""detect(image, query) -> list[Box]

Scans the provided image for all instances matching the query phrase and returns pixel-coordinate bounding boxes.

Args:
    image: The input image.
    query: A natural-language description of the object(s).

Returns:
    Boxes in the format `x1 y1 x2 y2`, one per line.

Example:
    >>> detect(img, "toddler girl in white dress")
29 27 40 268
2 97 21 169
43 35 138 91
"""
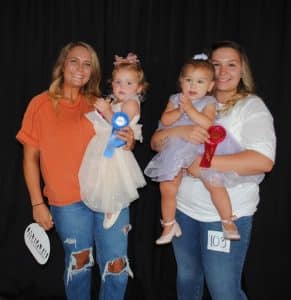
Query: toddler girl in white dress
79 53 148 228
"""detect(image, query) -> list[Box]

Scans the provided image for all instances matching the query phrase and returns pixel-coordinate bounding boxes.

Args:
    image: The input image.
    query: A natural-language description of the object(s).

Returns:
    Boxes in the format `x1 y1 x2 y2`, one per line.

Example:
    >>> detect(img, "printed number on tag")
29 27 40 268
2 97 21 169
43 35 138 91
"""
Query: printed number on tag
207 230 230 253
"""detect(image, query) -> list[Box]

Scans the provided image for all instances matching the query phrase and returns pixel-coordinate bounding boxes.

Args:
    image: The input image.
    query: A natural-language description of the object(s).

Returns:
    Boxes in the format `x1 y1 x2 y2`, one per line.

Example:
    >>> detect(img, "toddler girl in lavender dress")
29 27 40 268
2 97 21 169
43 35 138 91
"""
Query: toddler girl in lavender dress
145 54 262 244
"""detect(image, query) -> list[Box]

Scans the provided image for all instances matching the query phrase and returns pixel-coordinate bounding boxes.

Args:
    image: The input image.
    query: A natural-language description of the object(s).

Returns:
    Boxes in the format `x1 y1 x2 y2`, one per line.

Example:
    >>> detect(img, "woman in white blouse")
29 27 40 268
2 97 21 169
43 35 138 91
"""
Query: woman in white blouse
150 40 276 300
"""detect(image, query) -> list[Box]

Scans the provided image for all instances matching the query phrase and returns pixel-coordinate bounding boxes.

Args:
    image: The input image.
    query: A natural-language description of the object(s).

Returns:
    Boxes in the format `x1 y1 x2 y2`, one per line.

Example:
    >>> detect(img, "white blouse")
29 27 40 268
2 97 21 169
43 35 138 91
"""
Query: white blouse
176 95 276 221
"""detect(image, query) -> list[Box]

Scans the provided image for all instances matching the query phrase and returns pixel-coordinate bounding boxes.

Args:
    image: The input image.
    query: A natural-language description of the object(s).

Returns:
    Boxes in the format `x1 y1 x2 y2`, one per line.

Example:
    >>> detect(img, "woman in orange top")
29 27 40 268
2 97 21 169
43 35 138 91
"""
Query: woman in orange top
17 41 135 300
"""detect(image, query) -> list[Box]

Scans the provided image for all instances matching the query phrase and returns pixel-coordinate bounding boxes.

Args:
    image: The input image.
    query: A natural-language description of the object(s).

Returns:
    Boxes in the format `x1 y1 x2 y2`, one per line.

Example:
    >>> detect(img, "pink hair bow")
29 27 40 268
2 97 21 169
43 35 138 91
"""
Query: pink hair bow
113 52 140 66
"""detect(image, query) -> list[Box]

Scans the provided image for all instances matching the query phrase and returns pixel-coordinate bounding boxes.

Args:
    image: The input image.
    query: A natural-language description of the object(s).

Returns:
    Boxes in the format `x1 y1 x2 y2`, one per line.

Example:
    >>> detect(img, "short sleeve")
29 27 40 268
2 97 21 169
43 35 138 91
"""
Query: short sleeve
169 93 180 108
16 97 42 149
235 96 276 162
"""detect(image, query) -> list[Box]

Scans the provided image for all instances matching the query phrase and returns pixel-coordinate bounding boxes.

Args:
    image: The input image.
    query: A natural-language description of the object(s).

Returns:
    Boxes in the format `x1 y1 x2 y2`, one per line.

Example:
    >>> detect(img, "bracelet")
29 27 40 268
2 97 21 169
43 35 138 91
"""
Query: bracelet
32 202 45 207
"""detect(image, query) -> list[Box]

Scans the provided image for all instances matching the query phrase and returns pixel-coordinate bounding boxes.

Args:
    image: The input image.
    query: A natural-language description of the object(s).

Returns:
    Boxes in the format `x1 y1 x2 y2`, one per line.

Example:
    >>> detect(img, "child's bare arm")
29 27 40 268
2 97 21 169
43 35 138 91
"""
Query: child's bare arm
160 100 182 126
121 99 140 121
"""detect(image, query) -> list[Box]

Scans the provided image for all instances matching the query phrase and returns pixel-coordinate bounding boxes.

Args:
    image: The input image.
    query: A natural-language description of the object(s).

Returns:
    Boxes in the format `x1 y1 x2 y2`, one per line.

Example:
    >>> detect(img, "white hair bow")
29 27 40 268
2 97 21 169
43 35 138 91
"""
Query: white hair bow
193 53 208 60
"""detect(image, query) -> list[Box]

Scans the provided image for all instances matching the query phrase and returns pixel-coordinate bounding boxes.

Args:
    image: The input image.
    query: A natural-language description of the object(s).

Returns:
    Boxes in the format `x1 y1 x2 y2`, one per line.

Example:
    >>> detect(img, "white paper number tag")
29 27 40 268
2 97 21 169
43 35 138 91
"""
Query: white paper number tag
207 230 230 253
24 223 50 265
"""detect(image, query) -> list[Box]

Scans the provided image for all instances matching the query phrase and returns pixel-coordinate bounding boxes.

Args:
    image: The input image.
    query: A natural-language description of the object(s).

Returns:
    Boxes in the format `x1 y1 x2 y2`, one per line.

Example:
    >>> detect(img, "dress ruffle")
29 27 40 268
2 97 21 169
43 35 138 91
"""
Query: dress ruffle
79 107 146 213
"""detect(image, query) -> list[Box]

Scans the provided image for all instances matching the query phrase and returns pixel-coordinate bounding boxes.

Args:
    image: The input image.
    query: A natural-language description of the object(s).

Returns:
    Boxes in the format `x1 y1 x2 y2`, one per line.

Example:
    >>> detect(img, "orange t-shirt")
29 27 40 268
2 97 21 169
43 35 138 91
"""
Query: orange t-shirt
16 91 95 206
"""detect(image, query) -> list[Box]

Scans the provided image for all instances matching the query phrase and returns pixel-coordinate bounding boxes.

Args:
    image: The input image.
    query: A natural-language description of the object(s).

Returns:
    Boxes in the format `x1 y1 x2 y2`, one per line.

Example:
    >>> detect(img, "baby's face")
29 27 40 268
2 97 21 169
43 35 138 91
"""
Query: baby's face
112 69 141 101
180 66 214 100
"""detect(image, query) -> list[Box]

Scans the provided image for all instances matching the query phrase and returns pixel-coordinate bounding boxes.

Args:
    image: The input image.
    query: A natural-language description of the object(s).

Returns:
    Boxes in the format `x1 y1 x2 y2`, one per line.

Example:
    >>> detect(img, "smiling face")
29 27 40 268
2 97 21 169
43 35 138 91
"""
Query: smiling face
63 45 92 90
211 47 243 102
112 68 142 101
180 66 214 100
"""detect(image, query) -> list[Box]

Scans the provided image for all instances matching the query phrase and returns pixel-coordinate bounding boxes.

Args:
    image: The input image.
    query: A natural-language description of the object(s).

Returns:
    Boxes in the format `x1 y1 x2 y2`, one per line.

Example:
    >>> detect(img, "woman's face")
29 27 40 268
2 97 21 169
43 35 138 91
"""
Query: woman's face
211 47 242 98
63 46 92 89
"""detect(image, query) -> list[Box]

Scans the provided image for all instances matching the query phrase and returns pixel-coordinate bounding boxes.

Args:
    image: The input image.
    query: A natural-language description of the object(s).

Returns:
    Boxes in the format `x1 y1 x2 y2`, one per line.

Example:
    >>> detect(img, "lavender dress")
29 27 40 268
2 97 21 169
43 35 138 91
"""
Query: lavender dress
144 93 264 187
144 93 216 182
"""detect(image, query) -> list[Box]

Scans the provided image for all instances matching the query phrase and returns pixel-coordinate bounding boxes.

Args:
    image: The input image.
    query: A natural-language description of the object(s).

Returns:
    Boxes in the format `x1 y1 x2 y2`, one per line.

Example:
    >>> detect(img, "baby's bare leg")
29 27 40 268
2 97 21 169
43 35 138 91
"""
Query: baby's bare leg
189 159 233 219
188 160 240 239
203 180 240 240
203 180 233 219
159 171 183 235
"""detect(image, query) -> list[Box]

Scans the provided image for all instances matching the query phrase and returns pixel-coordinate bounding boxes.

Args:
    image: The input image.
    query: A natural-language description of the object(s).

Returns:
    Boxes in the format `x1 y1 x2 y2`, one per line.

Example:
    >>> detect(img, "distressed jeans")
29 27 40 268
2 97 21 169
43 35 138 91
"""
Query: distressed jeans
172 210 252 300
51 201 132 300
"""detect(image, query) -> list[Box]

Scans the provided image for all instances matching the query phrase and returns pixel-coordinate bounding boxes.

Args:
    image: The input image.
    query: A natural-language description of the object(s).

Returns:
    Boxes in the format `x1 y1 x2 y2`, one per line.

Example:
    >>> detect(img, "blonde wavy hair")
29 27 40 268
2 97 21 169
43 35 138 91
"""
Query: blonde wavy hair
48 41 101 107
209 40 256 115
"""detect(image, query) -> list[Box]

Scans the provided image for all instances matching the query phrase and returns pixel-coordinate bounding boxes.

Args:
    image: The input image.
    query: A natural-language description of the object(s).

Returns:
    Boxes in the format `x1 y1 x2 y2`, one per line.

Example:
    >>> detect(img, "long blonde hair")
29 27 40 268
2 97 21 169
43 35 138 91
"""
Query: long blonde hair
209 40 256 114
48 41 101 107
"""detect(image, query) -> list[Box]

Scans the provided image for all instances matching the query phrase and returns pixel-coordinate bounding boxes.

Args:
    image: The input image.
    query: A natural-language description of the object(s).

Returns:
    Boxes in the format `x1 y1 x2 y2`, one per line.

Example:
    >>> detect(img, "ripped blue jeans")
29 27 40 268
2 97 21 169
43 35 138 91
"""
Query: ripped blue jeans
51 201 133 300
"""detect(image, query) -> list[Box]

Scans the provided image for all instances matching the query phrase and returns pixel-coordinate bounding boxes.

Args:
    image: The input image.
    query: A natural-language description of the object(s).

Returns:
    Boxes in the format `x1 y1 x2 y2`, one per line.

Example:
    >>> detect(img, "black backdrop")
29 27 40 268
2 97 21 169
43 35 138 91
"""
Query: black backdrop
0 1 289 299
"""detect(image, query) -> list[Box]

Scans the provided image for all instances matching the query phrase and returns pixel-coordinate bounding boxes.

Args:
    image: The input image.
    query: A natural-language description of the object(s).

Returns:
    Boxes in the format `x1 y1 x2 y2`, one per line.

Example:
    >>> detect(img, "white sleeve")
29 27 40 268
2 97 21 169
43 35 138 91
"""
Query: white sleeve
235 96 276 162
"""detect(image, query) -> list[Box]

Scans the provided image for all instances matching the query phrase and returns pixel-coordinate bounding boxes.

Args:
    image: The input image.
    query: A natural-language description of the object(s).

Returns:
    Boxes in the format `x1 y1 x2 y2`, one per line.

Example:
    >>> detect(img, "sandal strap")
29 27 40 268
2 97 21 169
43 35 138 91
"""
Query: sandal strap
160 219 176 227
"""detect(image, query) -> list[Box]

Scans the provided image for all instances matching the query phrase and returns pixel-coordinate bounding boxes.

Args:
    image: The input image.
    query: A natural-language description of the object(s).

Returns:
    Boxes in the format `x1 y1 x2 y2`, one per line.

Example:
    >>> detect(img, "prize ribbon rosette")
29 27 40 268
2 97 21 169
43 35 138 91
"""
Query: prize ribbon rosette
200 125 226 168
103 112 130 158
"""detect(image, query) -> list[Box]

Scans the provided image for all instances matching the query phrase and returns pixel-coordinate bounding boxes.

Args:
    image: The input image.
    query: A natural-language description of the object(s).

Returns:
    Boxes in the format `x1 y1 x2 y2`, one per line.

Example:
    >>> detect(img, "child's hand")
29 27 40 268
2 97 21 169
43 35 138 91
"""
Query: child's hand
94 97 111 114
180 94 193 114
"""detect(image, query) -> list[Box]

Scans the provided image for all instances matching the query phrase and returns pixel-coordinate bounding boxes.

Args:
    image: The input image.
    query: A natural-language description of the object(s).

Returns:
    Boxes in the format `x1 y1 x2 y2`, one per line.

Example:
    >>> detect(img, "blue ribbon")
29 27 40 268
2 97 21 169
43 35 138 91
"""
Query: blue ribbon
103 112 130 158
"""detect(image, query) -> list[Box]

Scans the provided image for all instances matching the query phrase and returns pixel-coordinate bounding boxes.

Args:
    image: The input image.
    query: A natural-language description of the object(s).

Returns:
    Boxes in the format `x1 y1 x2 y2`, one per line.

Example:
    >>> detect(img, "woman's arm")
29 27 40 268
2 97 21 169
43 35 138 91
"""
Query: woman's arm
211 150 274 175
151 124 209 152
188 149 274 177
23 144 54 230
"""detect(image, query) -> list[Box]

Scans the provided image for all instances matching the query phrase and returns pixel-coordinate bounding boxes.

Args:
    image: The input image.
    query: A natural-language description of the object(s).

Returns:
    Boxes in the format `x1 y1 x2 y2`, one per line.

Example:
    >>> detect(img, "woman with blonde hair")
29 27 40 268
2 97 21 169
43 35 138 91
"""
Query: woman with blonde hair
17 41 135 300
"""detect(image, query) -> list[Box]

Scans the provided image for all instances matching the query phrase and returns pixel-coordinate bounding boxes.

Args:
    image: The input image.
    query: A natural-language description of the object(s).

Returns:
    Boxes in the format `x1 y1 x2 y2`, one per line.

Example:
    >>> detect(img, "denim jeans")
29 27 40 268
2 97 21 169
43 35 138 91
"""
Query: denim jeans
51 201 132 300
172 210 252 300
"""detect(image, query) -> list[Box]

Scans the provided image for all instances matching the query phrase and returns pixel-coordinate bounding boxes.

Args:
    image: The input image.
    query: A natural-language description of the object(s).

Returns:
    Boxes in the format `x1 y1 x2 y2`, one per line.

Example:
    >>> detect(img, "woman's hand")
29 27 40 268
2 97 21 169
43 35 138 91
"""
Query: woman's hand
33 204 54 231
117 126 135 150
184 125 209 144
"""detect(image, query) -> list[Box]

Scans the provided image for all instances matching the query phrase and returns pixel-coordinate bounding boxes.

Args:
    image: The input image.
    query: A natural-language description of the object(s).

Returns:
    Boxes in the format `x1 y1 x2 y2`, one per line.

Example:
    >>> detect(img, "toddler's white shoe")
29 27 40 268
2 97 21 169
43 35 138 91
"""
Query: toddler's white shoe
156 219 182 245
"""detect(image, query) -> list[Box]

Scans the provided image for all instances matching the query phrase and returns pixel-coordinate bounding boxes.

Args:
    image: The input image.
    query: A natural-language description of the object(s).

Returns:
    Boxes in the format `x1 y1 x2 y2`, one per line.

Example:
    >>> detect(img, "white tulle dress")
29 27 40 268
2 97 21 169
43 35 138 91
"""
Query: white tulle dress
78 101 146 213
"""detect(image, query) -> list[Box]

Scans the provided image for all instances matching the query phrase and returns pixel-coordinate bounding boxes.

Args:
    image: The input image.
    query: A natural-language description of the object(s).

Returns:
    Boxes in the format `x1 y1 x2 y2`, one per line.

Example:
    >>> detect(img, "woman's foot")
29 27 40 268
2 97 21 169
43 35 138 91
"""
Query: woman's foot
221 216 240 240
156 219 182 245
103 210 121 229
